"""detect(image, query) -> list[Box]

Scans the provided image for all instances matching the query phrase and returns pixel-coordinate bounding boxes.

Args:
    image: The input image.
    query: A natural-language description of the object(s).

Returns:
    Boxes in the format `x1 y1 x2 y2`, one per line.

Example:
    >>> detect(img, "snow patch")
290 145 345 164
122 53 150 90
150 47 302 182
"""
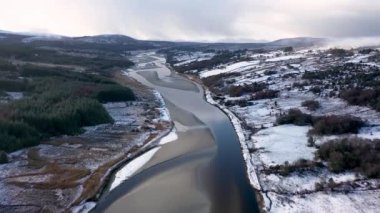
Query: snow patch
71 202 96 213
109 147 161 191
200 60 260 78
253 125 316 166
266 54 305 62
159 128 178 145
154 90 171 121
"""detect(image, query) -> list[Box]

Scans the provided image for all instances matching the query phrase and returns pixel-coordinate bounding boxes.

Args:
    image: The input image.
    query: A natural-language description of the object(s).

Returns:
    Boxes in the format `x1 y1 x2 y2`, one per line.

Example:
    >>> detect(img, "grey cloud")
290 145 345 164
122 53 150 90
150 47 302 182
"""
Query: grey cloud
0 0 379 41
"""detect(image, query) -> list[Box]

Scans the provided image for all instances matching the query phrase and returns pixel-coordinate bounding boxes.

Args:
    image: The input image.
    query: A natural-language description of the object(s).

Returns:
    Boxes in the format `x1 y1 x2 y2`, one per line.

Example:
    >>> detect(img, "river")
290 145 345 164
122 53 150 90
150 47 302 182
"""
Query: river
94 52 259 213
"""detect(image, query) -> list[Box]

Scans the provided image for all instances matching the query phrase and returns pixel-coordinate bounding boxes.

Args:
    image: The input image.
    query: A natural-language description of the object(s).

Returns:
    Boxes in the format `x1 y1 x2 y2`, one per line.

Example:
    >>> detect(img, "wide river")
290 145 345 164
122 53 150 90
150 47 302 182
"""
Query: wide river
94 52 259 213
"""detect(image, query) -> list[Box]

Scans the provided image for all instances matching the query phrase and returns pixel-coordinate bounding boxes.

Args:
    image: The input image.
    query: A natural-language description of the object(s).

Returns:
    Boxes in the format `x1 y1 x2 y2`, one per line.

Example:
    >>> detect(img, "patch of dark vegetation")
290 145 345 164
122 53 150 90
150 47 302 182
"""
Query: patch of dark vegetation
267 159 324 176
202 72 241 94
0 68 135 152
0 120 41 152
0 150 9 164
0 44 134 73
31 38 163 53
307 136 316 147
340 87 380 112
0 59 17 71
302 100 320 111
96 86 135 103
283 46 294 53
253 89 279 100
0 79 29 92
264 70 277 75
277 109 364 135
276 108 312 126
314 178 341 191
302 71 325 80
309 115 364 135
309 86 322 94
328 48 354 57
224 99 253 108
302 63 380 98
21 64 115 84
228 82 267 97
358 48 375 55
0 90 7 97
292 81 310 89
14 96 113 137
317 137 380 178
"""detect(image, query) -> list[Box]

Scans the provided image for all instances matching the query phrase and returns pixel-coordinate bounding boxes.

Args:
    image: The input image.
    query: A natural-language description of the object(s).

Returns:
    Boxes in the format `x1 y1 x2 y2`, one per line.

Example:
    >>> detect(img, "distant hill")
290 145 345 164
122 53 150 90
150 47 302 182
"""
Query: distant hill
0 30 326 51
74 34 137 44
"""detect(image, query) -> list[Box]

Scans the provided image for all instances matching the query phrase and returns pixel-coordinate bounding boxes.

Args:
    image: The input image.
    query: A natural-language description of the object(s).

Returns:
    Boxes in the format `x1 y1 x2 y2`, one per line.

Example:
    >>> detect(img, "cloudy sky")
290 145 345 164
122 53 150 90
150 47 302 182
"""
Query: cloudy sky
0 0 379 42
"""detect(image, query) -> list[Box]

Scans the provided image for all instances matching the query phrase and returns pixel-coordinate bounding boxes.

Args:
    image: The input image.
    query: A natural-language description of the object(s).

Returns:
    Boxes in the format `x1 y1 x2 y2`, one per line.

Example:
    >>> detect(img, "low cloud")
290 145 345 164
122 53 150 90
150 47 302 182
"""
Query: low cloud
0 0 379 42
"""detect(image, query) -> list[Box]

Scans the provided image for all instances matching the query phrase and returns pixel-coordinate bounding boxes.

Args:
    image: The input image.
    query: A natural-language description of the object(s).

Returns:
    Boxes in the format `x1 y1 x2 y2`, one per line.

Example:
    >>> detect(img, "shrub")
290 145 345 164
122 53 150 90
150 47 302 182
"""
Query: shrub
228 83 267 97
310 86 322 94
202 72 240 87
340 88 380 112
264 70 277 75
359 49 374 55
293 81 310 88
253 90 279 100
307 136 315 147
303 71 323 80
0 150 8 164
317 137 380 178
268 158 323 176
328 48 354 57
309 115 364 135
283 46 294 52
302 100 320 111
276 108 312 126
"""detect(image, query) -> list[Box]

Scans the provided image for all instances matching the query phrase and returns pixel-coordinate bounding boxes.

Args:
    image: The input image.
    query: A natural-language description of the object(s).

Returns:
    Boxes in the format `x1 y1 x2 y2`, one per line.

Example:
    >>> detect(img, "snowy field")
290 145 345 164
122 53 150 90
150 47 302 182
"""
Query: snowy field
200 60 260 78
182 47 380 212
253 125 315 166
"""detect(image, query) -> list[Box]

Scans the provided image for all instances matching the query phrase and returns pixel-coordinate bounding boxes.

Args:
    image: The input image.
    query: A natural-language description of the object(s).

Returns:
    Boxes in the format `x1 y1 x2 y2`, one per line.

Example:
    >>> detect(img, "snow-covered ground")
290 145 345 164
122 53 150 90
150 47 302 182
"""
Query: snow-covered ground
187 47 380 212
269 189 380 213
5 92 23 100
154 90 171 122
159 128 178 145
266 54 305 62
110 147 161 191
200 60 260 78
253 125 315 166
173 51 215 67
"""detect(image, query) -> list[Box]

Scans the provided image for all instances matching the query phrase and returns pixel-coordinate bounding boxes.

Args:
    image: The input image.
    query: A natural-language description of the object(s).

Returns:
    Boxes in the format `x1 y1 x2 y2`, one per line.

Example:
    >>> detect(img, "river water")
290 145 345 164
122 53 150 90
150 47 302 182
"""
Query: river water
94 52 259 213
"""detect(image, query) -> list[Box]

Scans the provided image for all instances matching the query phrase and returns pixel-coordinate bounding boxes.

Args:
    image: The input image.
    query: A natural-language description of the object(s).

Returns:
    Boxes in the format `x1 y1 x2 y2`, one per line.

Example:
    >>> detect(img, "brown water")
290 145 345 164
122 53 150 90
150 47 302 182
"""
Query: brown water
94 52 259 213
